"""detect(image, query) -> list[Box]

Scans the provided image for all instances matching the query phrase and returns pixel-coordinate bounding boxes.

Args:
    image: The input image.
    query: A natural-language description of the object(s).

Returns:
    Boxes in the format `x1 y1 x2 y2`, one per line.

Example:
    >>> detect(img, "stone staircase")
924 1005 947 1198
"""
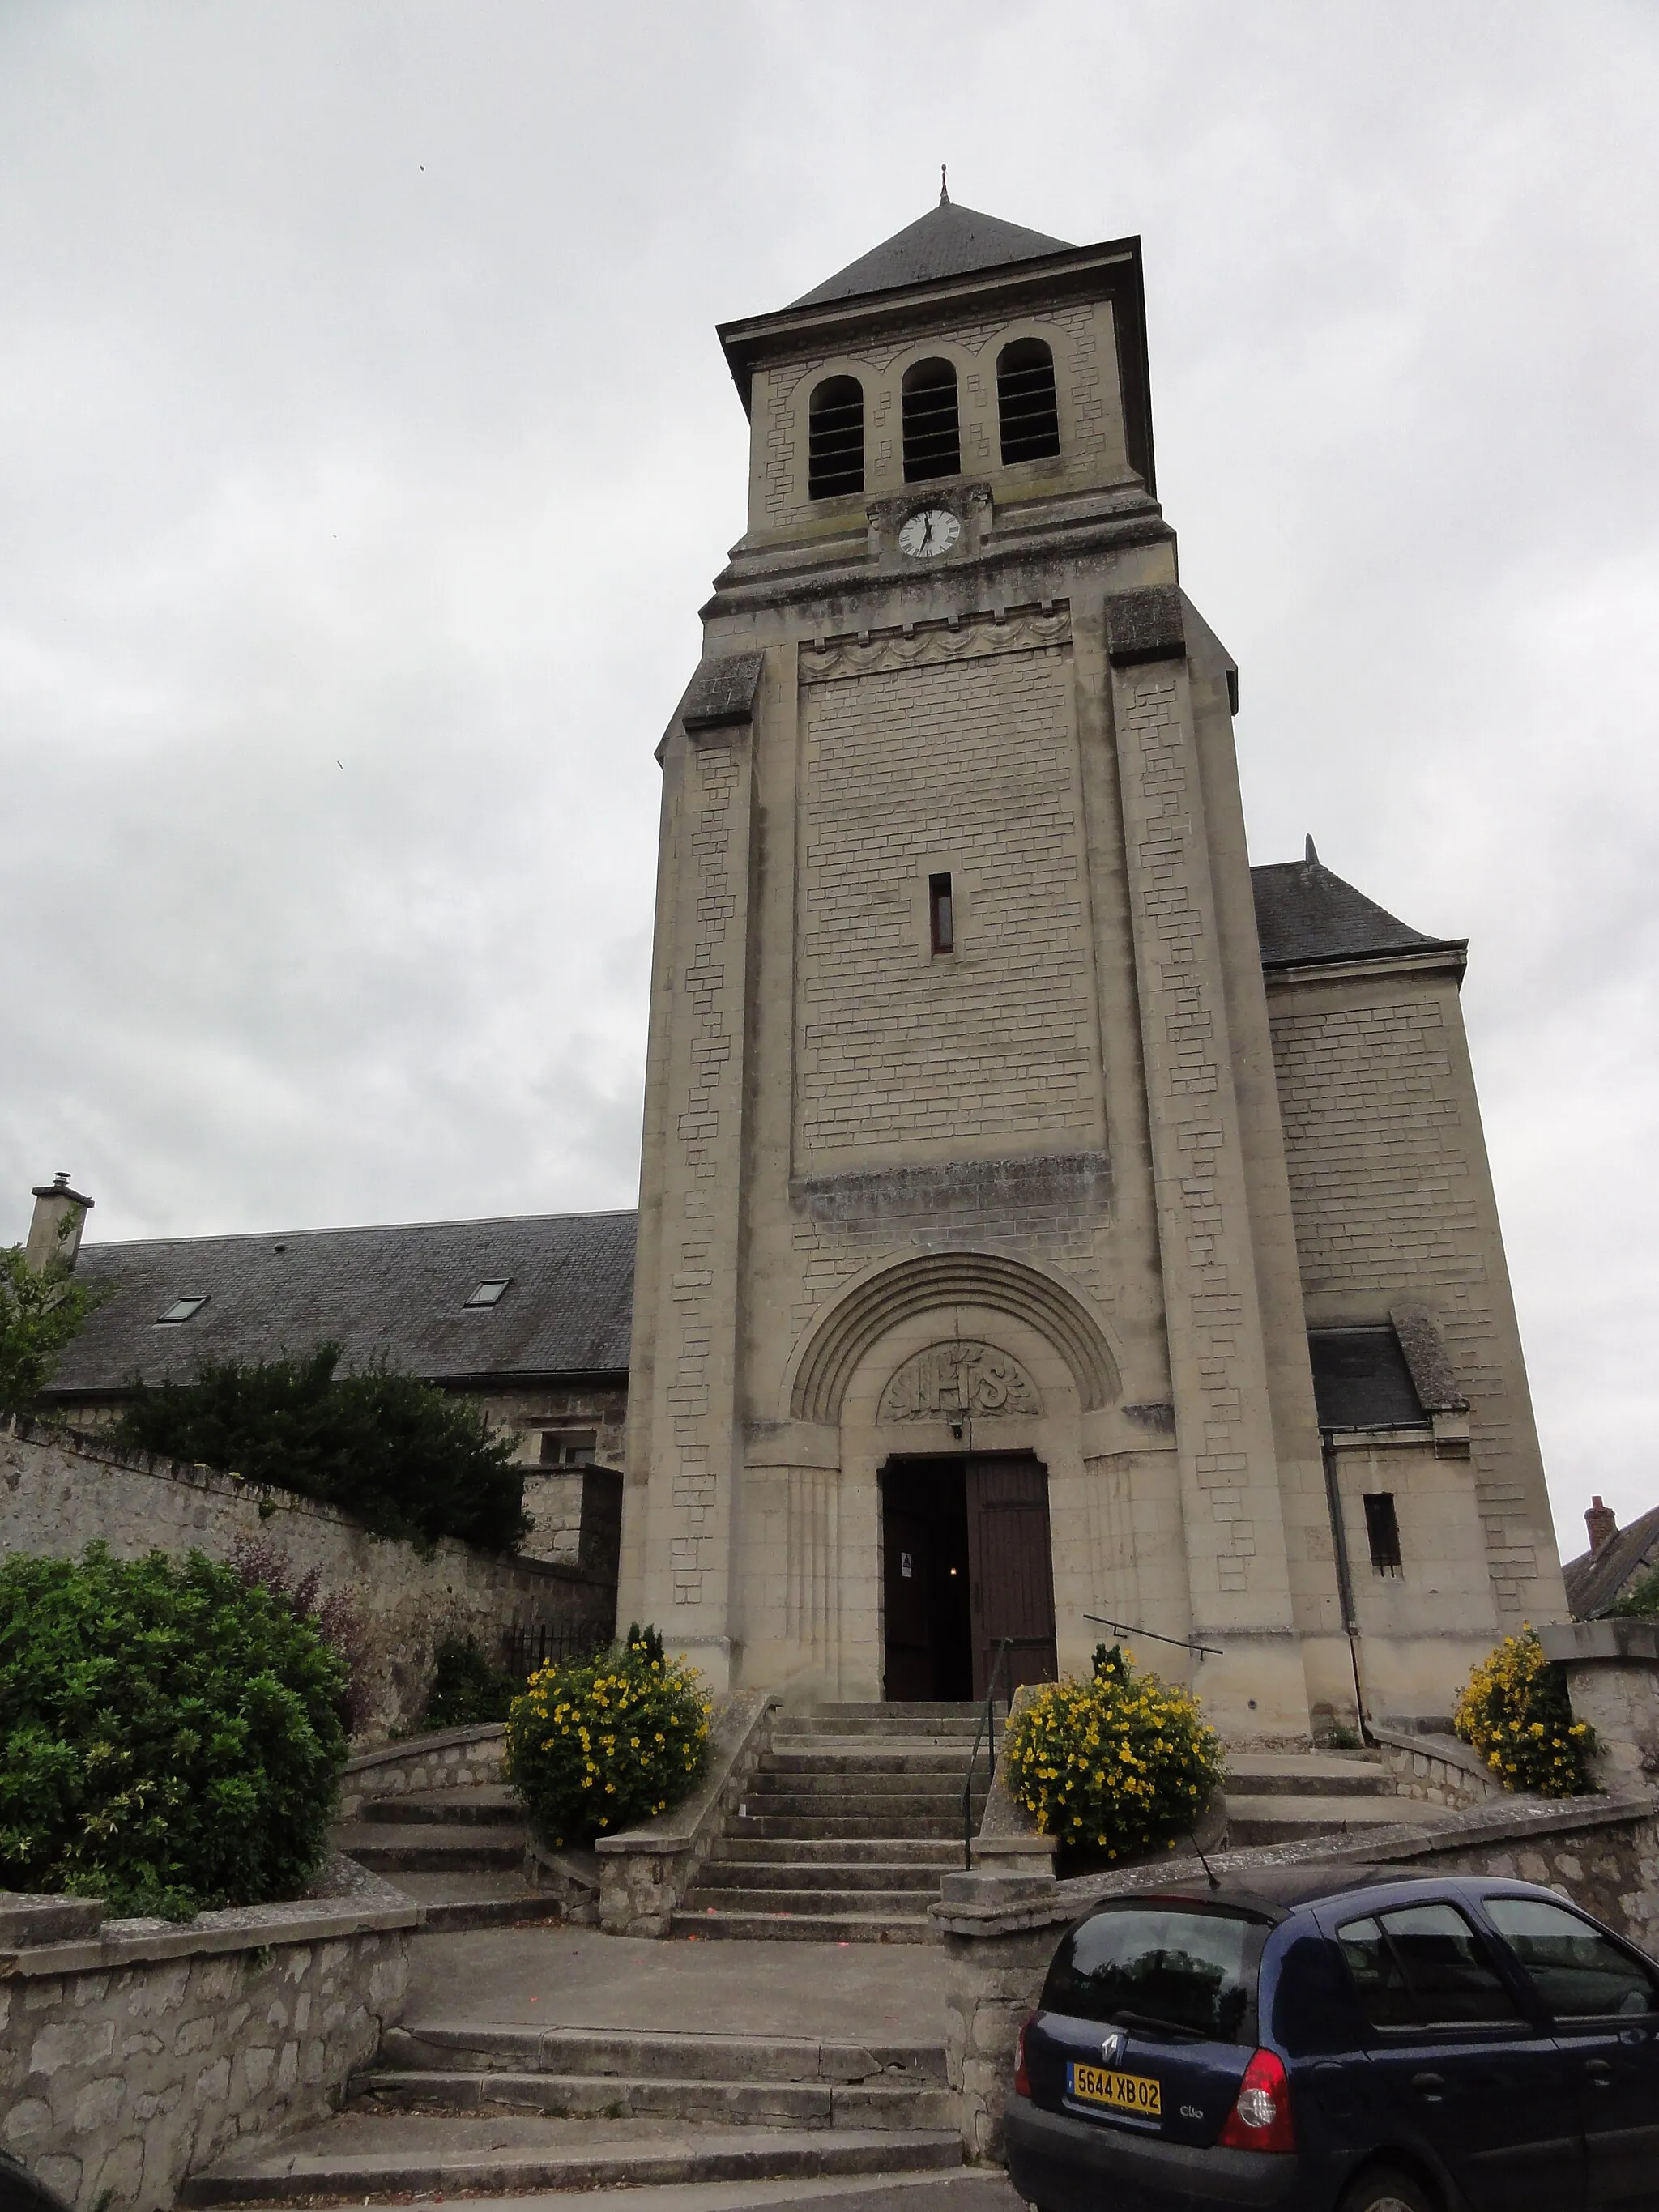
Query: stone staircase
1224 1748 1452 1846
332 1784 570 1931
675 1702 986 1942
186 2024 961 2203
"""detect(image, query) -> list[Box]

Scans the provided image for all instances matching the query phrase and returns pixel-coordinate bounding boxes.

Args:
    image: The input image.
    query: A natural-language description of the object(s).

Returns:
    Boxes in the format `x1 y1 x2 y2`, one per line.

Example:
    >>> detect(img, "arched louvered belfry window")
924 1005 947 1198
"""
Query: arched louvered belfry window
808 376 864 499
902 358 960 482
997 338 1061 463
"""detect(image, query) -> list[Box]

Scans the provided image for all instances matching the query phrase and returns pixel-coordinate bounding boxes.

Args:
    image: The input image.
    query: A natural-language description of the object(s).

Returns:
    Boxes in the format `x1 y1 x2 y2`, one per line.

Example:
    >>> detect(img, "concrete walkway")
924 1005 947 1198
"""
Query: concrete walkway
406 1924 955 2044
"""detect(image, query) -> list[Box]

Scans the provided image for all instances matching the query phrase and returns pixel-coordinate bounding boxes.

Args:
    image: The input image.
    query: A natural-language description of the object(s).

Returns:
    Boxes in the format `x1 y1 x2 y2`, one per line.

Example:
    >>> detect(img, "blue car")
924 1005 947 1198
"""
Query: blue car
1005 1864 1659 2212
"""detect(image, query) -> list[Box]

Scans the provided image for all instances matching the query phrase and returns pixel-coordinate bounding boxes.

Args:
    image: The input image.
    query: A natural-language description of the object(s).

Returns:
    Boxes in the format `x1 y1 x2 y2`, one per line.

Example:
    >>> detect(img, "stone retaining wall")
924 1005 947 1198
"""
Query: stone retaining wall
336 1724 508 1821
596 1692 774 1937
938 1789 1659 2165
1372 1724 1508 1810
0 1859 418 2212
0 1416 614 1741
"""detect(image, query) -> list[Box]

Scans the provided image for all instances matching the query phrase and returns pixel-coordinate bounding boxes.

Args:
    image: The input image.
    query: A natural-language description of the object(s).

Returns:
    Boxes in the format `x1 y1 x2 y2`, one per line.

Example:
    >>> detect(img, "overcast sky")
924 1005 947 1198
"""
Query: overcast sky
3 3 1656 1559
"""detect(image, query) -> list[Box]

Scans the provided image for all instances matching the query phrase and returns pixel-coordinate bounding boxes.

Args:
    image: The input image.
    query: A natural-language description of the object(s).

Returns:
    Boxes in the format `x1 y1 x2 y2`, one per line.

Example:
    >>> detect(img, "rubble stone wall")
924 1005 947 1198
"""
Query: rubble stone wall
0 1417 612 1741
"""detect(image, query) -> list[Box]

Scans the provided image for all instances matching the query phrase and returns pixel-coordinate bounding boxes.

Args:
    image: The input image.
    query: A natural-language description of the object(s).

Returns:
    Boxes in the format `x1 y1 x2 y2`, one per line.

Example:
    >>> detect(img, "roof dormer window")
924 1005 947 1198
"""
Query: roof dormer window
808 376 864 498
156 1295 207 1324
997 339 1060 463
902 358 960 482
465 1279 511 1308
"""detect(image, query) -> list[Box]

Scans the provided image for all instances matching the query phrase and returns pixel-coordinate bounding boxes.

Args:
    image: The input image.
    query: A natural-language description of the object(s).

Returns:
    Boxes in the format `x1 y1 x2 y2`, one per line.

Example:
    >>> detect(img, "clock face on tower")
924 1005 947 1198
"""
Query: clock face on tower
898 507 961 560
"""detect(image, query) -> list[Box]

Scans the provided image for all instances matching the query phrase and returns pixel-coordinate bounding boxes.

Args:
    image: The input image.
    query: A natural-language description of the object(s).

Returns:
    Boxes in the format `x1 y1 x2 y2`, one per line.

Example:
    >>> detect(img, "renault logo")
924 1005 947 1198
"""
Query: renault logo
1100 2031 1124 2066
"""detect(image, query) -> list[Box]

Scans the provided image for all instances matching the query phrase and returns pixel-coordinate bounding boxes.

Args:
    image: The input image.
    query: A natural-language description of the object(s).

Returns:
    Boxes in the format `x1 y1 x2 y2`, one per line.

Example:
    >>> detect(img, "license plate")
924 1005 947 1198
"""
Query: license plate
1067 2061 1162 2118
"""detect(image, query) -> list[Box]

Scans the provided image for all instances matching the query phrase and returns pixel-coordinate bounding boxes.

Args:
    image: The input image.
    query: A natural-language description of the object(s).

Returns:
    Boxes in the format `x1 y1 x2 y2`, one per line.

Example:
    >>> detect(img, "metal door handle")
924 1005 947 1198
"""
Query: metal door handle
1411 2072 1446 2099
1585 2059 1613 2086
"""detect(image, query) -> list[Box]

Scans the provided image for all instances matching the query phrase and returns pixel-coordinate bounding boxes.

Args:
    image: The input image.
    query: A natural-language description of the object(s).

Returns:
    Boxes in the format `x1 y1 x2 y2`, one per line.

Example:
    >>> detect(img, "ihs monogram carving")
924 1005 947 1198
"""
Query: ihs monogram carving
879 1341 1042 1423
800 610 1071 684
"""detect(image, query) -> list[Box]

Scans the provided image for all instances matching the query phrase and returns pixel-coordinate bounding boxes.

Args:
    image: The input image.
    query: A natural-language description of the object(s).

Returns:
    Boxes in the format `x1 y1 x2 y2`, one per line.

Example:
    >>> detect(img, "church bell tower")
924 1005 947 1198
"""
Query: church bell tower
619 192 1349 1743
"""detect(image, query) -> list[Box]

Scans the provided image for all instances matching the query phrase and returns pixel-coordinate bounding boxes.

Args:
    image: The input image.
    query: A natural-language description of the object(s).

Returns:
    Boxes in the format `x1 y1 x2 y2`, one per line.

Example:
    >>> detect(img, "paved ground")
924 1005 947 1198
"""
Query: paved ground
406 1925 955 2043
408 2175 1022 2212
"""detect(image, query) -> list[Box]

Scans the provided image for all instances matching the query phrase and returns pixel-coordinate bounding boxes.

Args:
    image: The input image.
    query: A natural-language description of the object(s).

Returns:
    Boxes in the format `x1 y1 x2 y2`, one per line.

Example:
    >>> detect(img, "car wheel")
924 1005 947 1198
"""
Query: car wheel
1338 2168 1435 2212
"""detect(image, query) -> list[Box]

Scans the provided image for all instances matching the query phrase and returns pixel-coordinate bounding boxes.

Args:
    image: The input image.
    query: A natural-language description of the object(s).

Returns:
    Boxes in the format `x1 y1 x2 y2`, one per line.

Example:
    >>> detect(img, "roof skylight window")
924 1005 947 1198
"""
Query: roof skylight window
157 1295 208 1323
465 1279 511 1308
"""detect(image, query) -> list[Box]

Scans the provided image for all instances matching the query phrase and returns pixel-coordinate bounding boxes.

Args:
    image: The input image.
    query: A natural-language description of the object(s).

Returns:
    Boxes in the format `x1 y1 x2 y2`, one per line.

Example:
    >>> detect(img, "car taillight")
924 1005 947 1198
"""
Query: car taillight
1217 2048 1294 2152
1013 2017 1033 2098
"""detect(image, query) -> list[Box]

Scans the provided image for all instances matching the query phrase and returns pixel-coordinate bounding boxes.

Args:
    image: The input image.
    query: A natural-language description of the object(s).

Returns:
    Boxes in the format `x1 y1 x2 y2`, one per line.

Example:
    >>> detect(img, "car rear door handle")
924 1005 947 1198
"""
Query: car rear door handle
1411 2072 1447 2100
1585 2059 1614 2086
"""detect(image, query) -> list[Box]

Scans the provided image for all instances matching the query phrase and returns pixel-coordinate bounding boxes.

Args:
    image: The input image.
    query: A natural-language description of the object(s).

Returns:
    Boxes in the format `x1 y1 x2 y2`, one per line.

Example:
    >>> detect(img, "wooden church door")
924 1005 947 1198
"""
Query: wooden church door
965 1455 1057 1698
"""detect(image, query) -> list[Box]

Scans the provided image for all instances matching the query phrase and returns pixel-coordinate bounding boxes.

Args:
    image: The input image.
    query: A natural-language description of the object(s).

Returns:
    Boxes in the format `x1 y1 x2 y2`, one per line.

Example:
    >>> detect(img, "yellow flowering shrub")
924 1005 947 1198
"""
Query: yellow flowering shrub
504 1624 711 1848
1001 1647 1226 1861
1453 1628 1595 1797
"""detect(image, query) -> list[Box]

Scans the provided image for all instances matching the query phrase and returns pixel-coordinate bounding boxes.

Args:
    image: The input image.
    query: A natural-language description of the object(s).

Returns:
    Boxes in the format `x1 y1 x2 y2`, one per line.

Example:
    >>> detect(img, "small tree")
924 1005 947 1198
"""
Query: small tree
112 1345 530 1553
0 1543 347 1918
0 1243 101 1417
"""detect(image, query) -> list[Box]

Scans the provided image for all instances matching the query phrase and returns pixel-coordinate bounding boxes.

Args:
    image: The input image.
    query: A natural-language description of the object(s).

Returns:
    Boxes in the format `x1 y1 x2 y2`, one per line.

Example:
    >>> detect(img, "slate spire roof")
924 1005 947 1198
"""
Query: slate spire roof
1250 846 1464 970
791 196 1074 309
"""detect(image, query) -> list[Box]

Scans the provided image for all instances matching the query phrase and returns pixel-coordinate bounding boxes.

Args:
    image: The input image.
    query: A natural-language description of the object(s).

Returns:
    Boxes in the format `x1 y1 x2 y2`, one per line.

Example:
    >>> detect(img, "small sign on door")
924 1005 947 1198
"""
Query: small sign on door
901 1551 914 1579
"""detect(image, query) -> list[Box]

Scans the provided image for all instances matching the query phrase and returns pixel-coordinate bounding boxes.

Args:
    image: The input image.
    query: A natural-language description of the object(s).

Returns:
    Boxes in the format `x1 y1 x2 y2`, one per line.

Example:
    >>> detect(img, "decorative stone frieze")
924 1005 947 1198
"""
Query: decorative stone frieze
880 1341 1040 1423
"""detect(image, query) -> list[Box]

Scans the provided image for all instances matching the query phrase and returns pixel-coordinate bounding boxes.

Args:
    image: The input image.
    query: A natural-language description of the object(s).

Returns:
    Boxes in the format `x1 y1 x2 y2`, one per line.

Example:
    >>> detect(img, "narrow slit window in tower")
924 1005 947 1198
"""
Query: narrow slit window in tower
1363 1492 1402 1576
902 359 961 482
929 872 954 955
997 339 1061 463
808 376 864 498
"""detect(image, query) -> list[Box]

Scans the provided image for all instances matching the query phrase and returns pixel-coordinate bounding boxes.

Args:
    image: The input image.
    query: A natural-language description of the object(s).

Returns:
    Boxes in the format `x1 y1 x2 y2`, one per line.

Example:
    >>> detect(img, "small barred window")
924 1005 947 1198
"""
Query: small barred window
902 358 960 483
808 377 864 498
997 339 1061 464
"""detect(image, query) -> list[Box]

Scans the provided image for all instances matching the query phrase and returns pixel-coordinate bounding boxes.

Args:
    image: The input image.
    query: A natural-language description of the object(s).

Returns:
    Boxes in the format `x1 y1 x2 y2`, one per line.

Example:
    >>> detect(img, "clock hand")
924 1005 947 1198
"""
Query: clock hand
920 515 933 549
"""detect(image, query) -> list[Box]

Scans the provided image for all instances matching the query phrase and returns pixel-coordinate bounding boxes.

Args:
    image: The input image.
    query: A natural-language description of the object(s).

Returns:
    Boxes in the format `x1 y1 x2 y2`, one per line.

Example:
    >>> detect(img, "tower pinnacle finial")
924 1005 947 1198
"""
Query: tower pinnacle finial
940 164 949 207
1304 833 1320 865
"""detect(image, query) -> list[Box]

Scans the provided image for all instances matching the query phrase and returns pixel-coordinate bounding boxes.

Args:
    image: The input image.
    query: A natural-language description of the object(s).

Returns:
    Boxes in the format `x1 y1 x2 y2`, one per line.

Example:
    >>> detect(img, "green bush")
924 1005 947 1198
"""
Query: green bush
1001 1644 1226 1862
420 1636 522 1729
112 1345 529 1553
0 1543 348 1918
505 1624 710 1848
1606 1568 1659 1620
0 1243 103 1417
1454 1627 1597 1796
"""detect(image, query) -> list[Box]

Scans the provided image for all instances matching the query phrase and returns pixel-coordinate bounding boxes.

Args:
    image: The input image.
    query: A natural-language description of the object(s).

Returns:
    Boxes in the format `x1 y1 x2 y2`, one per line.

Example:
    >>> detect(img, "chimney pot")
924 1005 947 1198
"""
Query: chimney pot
1586 1495 1618 1554
24 1172 94 1275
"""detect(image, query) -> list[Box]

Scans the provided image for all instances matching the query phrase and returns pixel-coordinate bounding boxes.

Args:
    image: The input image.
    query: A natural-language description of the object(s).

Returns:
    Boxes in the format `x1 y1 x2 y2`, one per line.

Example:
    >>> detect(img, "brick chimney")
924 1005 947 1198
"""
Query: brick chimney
1585 1495 1618 1554
24 1171 94 1274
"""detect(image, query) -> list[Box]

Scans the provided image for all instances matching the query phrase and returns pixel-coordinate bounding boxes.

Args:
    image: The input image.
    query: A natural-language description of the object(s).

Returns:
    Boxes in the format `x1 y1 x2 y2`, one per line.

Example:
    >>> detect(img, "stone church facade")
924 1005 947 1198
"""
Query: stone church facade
619 194 1565 1742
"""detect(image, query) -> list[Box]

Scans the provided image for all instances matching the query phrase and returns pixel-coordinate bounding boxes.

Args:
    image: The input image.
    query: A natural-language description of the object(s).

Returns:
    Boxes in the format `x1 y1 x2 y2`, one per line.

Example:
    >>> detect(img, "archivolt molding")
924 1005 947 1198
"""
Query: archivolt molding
799 610 1071 685
788 1251 1119 1425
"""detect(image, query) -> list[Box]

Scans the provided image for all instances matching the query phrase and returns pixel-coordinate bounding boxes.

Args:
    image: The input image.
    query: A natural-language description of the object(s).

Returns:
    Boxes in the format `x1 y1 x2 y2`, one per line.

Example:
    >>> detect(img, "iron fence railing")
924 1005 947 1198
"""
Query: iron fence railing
501 1619 614 1680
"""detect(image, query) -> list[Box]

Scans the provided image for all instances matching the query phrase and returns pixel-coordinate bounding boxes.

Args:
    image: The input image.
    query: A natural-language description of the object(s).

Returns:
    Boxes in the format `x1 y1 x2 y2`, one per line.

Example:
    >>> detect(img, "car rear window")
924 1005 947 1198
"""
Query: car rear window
1043 1905 1262 2042
1337 1903 1522 2029
1484 1896 1659 2019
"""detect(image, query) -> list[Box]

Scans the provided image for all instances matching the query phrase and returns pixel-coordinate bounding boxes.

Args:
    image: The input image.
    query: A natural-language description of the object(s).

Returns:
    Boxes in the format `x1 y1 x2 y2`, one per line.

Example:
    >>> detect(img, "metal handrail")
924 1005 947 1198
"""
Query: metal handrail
961 1637 1015 1871
1083 1613 1224 1661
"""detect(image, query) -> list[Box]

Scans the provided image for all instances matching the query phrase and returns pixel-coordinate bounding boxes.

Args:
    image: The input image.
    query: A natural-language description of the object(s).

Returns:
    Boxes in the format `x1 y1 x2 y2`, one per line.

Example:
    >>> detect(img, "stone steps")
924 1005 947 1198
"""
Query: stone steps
331 1782 572 1929
351 2069 957 2130
334 1819 527 1873
376 2025 949 2084
362 1784 525 1825
706 1860 945 1894
1226 1754 1392 1798
1226 1792 1439 1846
672 1907 937 1943
676 1701 986 1941
734 1815 969 1841
720 1835 961 1866
183 2118 962 2205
